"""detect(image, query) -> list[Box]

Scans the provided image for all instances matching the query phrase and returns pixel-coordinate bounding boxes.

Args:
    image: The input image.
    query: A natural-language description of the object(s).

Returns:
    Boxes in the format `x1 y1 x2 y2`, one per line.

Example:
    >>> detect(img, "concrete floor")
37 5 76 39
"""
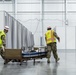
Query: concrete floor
0 50 76 75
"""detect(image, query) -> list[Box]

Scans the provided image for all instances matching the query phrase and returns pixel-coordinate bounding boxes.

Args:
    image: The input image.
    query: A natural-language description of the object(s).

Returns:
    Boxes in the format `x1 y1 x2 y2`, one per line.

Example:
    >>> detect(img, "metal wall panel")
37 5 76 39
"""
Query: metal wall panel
17 23 22 49
4 11 34 49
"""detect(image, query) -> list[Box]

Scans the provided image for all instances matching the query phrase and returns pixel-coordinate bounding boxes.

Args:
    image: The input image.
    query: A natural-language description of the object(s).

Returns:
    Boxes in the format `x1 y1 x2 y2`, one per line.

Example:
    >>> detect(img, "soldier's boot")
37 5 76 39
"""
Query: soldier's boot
47 58 50 63
56 58 60 63
4 61 7 65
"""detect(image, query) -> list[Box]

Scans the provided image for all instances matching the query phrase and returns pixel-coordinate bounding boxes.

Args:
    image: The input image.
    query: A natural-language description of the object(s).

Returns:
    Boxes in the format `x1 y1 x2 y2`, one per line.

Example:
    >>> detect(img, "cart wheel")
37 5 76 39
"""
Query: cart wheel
20 63 22 65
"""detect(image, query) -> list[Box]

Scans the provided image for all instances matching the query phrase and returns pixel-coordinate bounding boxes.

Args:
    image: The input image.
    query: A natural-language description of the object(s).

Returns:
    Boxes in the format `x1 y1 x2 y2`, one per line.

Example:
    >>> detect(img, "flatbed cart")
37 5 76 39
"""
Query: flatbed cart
2 47 47 65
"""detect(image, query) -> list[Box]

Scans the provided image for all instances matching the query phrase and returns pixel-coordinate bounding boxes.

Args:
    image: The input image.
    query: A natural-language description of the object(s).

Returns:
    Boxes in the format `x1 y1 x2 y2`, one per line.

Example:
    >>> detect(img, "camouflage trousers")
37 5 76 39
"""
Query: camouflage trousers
0 48 2 55
47 42 59 61
0 48 5 59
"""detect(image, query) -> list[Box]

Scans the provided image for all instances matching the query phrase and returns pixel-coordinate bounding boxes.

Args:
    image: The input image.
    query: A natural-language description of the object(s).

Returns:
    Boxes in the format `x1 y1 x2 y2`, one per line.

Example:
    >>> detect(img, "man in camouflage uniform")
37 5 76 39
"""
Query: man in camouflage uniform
45 26 60 63
0 26 9 59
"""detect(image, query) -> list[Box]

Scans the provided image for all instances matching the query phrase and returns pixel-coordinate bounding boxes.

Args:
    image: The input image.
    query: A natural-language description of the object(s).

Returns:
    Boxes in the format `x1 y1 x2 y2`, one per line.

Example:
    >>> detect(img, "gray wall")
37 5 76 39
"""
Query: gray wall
4 12 34 50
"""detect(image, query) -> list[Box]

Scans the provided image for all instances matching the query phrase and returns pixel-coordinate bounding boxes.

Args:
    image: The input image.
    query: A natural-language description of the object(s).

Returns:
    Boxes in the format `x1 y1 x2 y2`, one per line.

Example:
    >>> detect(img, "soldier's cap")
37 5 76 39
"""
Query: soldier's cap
4 26 9 30
47 26 51 30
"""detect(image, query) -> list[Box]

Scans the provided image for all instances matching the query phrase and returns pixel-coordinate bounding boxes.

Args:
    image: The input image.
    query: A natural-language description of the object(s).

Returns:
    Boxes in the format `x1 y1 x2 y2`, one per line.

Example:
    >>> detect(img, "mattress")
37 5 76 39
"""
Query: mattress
22 51 47 57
